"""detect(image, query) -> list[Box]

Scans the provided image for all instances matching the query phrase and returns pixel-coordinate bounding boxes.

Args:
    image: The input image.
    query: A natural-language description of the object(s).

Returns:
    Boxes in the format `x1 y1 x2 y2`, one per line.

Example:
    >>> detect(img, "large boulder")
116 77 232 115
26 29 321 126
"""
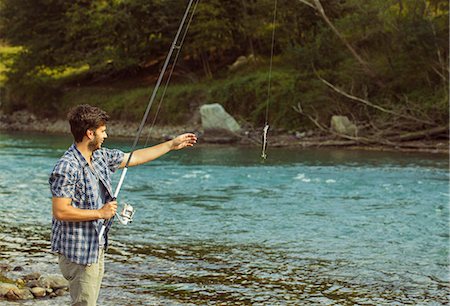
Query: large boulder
199 104 241 143
200 104 241 133
330 115 358 136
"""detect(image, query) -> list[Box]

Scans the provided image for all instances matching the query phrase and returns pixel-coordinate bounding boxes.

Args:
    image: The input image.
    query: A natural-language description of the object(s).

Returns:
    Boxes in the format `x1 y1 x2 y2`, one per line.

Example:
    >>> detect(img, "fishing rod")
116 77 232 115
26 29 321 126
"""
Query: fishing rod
99 0 198 239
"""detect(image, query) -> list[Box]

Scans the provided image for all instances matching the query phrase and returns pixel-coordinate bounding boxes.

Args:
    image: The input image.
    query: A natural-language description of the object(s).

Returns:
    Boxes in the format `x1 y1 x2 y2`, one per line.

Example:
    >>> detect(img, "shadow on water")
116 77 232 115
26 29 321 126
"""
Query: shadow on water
1 222 449 305
107 240 450 305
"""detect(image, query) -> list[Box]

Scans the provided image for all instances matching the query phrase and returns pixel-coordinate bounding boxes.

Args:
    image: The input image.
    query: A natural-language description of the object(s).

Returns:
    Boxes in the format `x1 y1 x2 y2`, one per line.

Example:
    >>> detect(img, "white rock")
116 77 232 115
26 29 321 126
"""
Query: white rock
38 274 68 289
330 115 358 136
31 287 46 297
200 103 241 133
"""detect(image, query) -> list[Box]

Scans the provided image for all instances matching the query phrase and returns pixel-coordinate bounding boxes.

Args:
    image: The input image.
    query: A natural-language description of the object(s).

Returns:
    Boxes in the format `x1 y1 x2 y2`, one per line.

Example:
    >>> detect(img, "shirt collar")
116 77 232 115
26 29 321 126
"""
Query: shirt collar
70 143 89 167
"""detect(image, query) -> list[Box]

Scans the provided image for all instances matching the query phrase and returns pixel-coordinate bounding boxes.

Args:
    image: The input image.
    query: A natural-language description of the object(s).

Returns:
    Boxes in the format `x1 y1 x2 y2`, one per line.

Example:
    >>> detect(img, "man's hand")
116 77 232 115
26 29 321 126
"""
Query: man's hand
99 201 118 219
170 133 197 150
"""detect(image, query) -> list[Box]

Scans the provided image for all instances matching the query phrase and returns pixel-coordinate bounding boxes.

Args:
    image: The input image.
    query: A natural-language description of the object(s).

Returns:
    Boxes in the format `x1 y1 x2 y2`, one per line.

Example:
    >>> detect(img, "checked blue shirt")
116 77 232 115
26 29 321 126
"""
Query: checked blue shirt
49 144 124 265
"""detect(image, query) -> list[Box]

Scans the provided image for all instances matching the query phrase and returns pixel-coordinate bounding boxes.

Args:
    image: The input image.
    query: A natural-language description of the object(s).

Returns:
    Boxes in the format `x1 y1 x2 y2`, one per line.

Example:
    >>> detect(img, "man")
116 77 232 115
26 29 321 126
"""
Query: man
49 104 197 305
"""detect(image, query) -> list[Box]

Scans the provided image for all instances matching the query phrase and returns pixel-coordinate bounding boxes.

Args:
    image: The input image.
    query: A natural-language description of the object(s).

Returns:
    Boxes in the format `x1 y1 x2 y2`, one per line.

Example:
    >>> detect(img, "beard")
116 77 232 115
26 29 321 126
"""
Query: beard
88 134 102 151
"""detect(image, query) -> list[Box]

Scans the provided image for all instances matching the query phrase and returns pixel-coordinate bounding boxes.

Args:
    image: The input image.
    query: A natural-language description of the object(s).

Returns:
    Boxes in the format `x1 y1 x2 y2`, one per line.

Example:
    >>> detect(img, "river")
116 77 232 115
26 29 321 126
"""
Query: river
0 132 448 305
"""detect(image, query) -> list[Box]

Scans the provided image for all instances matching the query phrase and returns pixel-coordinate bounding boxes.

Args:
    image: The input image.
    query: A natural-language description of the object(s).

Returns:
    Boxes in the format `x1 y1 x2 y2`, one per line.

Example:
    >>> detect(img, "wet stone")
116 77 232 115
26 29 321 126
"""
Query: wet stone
23 272 41 281
6 287 34 300
55 288 67 296
38 274 69 289
0 282 19 297
31 286 46 298
305 296 336 305
0 264 11 272
26 280 39 288
323 285 342 294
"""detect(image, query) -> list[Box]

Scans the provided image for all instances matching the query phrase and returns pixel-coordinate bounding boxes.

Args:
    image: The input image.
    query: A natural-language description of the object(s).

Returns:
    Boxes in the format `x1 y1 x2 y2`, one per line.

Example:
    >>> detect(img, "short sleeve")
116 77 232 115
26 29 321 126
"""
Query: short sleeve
49 161 78 198
104 148 125 173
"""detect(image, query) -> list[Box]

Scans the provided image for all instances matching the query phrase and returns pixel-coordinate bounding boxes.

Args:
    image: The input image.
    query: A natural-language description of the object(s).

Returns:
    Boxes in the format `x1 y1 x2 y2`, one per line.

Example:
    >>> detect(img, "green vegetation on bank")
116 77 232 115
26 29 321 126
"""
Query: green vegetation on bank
58 65 306 130
0 0 448 135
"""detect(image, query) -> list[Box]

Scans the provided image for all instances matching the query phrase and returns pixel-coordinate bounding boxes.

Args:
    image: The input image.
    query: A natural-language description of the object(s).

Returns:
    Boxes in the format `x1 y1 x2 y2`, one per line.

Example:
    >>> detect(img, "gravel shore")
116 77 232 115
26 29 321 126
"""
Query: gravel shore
0 110 447 154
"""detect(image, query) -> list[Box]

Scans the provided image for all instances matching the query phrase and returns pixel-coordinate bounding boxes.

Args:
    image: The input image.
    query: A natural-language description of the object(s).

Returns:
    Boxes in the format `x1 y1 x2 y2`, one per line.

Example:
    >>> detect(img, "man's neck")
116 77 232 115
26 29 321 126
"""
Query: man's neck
75 141 93 164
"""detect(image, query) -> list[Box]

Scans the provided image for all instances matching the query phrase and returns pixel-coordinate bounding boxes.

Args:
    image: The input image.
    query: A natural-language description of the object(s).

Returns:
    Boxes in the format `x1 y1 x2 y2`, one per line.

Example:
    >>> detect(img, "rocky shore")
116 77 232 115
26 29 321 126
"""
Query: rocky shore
0 110 448 154
0 265 68 302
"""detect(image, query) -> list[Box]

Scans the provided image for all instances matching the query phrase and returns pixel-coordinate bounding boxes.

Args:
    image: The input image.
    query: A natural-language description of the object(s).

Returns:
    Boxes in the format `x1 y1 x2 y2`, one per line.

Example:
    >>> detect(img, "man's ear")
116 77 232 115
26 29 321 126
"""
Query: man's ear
86 129 95 140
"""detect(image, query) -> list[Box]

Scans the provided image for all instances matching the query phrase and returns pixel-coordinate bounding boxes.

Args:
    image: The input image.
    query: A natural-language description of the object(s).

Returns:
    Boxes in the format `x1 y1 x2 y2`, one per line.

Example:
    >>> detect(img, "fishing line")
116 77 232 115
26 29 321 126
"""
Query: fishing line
99 0 198 238
144 0 200 147
261 0 278 160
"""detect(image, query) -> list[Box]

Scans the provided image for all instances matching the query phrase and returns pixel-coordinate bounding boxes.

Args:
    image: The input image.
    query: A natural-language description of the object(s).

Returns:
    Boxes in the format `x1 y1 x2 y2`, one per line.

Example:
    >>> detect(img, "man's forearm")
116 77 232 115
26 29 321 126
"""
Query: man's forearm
52 198 117 222
53 205 102 222
125 140 173 167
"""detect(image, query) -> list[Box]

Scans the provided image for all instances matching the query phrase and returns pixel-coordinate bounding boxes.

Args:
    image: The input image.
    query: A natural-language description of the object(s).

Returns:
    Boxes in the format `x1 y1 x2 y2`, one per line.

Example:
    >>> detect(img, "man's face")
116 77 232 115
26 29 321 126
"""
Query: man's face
88 125 107 151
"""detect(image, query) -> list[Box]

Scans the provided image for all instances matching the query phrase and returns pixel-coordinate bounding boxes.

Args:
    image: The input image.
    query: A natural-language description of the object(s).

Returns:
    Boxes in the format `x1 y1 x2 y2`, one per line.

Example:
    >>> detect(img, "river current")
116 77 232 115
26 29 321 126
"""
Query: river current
0 132 448 305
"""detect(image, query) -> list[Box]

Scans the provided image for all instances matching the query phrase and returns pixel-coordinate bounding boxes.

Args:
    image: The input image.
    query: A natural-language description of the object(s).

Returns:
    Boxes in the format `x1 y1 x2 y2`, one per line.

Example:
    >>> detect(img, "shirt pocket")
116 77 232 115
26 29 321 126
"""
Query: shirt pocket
73 181 88 208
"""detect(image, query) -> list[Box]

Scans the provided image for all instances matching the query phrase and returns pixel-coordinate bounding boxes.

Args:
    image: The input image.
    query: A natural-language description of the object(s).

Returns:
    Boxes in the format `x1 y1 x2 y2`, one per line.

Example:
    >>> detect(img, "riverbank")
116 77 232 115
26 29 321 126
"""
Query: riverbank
0 110 448 154
0 266 68 302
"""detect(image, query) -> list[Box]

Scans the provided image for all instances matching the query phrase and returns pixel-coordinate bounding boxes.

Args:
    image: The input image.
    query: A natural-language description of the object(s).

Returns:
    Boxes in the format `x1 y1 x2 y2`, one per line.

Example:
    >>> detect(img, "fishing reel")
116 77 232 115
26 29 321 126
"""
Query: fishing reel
116 203 135 225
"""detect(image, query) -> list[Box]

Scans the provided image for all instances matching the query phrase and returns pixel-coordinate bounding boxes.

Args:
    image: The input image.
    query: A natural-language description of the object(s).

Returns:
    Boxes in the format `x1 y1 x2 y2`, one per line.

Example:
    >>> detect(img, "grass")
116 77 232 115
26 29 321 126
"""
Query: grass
0 45 22 86
58 65 306 130
36 64 90 80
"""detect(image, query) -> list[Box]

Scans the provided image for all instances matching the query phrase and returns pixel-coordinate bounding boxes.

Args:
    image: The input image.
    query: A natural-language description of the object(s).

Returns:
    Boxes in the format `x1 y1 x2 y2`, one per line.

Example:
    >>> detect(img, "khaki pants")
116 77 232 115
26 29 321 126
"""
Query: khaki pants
59 248 105 306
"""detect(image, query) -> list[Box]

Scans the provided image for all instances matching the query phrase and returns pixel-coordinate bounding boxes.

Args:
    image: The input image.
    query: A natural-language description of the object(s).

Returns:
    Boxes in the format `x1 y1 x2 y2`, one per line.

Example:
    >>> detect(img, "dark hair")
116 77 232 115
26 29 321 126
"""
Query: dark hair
67 104 110 142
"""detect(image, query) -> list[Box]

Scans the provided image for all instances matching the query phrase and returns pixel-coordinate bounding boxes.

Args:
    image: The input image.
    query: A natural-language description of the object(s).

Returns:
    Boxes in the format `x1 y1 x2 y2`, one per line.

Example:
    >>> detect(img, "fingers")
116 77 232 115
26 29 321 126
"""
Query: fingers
182 133 197 144
101 201 118 219
173 133 197 150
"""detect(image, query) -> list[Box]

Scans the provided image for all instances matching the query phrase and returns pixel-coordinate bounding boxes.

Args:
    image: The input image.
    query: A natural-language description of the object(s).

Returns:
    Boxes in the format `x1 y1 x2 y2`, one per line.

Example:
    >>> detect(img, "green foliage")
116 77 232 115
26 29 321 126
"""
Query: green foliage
0 0 447 128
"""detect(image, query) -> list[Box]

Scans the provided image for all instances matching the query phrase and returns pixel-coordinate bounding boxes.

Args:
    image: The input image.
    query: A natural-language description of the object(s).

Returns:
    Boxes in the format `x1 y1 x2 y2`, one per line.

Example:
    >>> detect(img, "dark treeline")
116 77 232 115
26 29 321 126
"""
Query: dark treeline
0 0 448 139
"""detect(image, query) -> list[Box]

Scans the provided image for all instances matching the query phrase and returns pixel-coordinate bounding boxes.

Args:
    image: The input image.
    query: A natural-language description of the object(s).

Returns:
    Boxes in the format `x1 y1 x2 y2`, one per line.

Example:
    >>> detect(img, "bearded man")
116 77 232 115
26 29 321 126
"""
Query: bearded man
49 104 196 305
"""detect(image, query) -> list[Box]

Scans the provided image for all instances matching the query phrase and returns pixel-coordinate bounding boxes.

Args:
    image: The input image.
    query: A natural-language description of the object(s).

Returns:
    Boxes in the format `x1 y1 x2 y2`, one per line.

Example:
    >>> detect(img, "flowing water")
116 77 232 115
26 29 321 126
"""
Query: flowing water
0 132 448 305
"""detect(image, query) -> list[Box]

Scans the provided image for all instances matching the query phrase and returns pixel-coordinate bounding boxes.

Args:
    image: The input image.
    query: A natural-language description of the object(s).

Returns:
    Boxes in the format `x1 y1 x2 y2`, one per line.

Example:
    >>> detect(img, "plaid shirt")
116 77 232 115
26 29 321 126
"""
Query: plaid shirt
49 144 124 265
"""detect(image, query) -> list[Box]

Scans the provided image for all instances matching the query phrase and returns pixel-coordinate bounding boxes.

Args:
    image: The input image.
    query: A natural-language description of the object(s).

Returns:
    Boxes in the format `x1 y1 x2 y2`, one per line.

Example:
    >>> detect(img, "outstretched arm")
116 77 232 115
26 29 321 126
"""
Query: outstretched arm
119 133 197 168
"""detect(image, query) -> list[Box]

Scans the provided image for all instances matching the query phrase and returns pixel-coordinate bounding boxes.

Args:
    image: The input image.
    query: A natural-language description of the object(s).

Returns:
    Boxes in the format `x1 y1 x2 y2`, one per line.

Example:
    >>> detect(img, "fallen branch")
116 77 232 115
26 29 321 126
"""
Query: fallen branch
292 102 328 132
387 126 448 141
316 74 435 125
293 101 448 148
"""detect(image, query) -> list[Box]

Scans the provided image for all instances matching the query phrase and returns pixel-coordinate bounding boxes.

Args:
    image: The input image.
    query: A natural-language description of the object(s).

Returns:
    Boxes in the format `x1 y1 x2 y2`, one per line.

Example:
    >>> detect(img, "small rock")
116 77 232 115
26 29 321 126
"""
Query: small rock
46 288 53 294
6 287 34 300
295 131 306 138
15 278 25 287
49 292 57 298
38 274 68 290
0 265 11 272
55 288 66 296
0 282 19 297
26 280 39 288
12 266 24 272
23 272 41 281
228 55 255 71
31 287 46 298
330 115 358 136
